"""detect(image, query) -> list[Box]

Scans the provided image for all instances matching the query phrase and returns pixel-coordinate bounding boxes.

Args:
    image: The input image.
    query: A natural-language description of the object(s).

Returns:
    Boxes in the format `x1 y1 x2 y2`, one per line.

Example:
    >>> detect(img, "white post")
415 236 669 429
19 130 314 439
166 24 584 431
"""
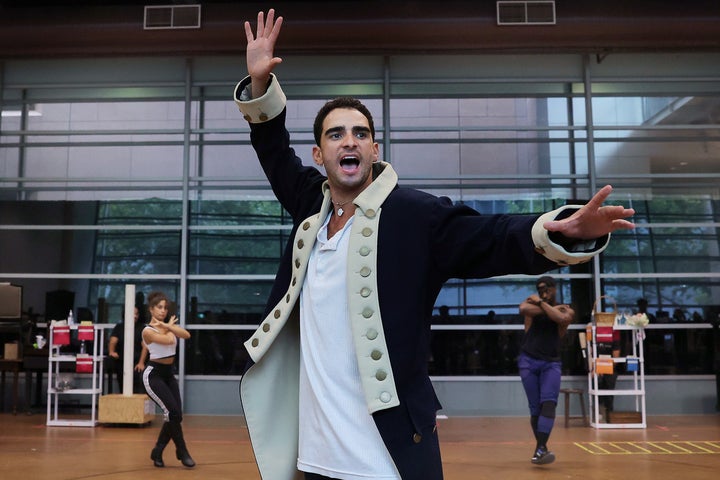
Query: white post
123 284 135 396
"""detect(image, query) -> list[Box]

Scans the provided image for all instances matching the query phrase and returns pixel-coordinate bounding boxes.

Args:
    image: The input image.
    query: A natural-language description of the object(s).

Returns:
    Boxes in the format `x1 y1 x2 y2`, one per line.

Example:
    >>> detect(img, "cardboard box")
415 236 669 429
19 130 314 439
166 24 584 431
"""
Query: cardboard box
99 394 155 424
3 342 19 359
608 411 642 424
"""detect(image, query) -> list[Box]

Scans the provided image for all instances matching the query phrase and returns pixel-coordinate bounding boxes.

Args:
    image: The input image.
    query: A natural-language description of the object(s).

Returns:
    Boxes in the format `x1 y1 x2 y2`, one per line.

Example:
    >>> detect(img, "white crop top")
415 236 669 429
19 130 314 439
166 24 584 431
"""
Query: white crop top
143 325 177 360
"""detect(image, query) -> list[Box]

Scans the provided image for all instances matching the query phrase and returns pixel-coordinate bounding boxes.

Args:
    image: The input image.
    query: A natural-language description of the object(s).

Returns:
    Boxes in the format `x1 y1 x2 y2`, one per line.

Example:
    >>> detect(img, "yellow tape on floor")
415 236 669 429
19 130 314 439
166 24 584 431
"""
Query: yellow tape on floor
575 441 720 455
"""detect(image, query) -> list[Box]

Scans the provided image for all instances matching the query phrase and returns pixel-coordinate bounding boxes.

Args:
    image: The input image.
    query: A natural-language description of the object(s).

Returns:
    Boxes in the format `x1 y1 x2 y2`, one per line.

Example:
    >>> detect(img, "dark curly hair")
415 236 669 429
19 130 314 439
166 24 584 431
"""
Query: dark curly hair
146 291 170 319
313 97 375 146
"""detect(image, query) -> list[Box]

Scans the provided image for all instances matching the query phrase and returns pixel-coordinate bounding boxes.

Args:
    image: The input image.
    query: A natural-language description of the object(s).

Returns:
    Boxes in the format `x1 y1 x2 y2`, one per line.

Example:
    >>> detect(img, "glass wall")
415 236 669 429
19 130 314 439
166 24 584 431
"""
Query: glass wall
1 53 718 380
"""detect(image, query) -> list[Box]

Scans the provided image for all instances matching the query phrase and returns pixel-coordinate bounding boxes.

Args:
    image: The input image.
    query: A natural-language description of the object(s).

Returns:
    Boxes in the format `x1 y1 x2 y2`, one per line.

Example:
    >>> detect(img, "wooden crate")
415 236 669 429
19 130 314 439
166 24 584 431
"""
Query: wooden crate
607 410 642 424
3 343 19 359
99 394 155 425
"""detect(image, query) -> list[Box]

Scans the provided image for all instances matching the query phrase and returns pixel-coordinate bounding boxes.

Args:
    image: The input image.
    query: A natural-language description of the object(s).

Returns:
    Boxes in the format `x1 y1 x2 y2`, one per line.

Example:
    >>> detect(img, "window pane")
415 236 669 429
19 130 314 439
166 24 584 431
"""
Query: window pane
185 328 254 375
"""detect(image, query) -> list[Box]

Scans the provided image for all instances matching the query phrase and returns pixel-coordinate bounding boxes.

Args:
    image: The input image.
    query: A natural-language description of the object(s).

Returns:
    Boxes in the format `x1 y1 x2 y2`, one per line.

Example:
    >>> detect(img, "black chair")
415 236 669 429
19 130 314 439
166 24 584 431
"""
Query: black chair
0 284 23 414
45 289 75 322
0 283 23 355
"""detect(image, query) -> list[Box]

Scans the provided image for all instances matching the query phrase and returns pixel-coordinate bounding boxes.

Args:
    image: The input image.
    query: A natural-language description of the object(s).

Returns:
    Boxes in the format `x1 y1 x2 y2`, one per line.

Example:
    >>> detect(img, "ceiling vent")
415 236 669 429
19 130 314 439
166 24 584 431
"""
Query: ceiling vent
144 4 201 30
497 1 556 25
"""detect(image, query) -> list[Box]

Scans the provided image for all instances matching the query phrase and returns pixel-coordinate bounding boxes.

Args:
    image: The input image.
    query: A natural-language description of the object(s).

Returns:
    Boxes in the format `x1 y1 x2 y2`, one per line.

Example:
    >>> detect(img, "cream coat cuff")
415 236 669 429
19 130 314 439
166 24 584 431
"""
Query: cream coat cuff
531 205 610 265
233 74 286 123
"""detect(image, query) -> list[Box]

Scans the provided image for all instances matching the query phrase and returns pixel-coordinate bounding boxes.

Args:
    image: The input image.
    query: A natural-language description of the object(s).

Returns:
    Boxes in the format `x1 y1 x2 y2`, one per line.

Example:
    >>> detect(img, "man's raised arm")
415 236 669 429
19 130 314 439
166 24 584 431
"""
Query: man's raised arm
244 8 283 99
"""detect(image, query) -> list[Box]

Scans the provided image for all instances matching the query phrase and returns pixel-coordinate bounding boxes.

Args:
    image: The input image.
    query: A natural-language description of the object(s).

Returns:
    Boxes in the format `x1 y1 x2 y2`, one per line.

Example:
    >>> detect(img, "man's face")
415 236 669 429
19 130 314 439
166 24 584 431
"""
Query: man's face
537 283 556 302
312 107 378 195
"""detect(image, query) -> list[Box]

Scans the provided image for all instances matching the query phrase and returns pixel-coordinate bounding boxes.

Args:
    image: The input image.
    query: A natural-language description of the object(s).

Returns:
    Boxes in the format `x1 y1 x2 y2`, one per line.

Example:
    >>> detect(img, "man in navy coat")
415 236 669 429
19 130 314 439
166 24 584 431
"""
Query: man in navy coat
234 9 635 480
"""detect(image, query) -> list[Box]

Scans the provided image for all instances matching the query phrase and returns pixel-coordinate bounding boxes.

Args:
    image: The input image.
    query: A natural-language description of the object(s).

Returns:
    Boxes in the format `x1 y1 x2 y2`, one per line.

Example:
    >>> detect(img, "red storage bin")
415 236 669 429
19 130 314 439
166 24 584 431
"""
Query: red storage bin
77 324 95 341
595 326 615 344
52 325 71 346
76 354 93 373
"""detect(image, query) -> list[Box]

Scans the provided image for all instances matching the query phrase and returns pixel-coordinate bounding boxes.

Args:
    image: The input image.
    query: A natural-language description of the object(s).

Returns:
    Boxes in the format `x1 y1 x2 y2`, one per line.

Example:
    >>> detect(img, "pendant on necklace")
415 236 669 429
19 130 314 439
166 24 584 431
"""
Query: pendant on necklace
337 207 344 217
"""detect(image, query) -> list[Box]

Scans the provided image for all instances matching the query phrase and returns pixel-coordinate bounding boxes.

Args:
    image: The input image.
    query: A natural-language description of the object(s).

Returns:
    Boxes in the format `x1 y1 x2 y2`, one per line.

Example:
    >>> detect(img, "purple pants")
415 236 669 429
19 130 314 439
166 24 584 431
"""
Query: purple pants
518 351 561 434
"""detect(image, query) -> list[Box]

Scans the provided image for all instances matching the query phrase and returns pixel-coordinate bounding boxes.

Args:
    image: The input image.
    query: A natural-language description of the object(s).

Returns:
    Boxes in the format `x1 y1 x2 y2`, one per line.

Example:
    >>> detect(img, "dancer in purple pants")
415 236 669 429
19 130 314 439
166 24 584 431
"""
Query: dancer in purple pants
518 276 575 465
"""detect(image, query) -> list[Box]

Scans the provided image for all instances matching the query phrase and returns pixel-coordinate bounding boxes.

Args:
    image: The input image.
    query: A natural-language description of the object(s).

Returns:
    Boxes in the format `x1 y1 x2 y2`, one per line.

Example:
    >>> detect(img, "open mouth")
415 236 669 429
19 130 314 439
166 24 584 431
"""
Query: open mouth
340 155 360 172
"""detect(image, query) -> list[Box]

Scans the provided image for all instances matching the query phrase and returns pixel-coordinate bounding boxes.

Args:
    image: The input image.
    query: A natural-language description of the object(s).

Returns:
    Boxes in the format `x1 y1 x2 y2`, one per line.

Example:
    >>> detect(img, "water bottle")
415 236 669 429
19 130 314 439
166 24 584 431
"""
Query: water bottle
67 309 74 326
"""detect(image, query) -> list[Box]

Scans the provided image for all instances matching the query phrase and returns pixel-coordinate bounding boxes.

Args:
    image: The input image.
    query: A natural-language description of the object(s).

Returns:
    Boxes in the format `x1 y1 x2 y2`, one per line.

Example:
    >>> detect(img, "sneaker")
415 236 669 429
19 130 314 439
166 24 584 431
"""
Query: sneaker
531 446 556 465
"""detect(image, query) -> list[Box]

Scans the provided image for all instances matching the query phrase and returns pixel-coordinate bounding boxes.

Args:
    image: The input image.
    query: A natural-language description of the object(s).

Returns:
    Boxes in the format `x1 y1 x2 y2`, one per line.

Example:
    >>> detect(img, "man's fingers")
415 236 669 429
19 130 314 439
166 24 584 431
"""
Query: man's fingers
269 15 283 41
587 184 613 209
264 9 274 37
246 10 282 44
612 219 636 230
256 10 265 37
244 21 254 43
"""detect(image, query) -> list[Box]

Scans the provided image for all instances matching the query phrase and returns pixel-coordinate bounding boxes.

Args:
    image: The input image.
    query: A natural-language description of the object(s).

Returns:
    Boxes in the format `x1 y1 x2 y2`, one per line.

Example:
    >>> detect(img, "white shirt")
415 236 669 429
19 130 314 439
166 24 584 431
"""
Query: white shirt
297 213 399 480
143 325 176 360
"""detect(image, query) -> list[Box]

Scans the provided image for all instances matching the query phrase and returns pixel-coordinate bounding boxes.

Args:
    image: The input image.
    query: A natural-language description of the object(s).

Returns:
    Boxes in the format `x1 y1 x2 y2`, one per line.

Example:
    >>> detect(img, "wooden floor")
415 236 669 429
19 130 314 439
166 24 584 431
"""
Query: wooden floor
1 412 719 479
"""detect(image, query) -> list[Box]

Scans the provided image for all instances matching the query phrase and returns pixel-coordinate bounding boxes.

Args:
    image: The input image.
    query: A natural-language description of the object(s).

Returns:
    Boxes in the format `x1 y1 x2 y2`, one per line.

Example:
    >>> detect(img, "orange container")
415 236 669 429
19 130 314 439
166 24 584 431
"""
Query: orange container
596 357 614 375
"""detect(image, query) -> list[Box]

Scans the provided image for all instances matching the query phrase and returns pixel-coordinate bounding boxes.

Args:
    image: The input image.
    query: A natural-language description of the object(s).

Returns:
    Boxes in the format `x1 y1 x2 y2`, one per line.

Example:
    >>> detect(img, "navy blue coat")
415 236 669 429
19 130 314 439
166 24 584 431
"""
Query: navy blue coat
235 76 596 480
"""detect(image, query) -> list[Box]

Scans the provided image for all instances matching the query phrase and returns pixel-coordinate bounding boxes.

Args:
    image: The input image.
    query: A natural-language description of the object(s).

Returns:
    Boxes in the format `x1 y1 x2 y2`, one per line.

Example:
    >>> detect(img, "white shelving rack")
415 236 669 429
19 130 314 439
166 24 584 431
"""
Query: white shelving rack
588 324 647 429
47 323 109 427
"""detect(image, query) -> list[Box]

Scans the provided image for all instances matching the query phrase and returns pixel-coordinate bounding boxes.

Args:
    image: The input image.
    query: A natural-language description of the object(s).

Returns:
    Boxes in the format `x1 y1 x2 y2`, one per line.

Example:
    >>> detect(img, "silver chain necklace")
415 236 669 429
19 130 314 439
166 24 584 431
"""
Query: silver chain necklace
333 199 352 217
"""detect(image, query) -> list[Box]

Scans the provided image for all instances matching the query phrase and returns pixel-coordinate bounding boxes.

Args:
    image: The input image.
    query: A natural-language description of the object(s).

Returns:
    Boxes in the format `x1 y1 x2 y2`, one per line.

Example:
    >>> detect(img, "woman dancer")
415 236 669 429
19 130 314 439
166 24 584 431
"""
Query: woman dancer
142 291 195 468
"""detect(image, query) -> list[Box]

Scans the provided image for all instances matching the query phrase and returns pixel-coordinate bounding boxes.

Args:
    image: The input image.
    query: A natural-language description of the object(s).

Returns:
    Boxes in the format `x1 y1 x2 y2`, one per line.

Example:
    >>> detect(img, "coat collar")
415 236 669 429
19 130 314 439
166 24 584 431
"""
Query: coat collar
320 161 398 215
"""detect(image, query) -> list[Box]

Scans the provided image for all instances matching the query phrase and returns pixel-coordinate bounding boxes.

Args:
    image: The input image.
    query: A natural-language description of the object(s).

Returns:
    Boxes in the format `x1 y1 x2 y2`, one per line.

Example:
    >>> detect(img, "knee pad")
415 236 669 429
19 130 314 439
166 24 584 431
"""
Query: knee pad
540 401 556 419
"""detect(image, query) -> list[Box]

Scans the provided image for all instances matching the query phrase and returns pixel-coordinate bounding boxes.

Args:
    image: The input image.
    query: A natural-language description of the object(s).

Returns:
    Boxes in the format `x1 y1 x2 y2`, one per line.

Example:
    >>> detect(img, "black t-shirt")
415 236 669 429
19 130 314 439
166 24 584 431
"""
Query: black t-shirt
110 322 145 362
521 313 560 362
